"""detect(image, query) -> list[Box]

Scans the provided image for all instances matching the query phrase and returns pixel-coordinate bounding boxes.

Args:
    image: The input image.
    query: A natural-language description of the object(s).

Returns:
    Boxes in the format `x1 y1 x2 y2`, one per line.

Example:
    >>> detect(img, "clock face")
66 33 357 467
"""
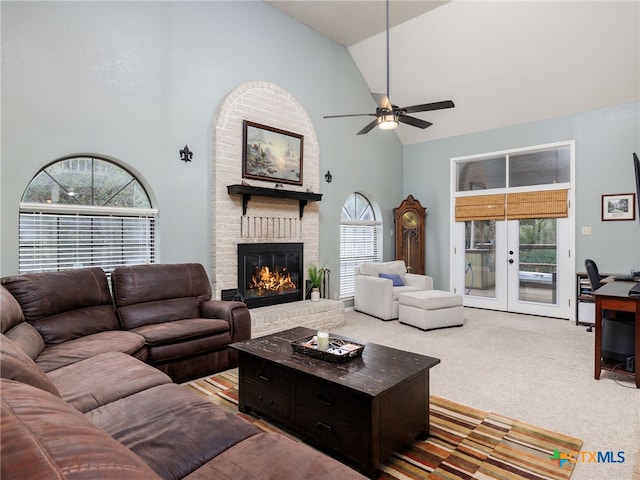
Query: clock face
402 210 419 229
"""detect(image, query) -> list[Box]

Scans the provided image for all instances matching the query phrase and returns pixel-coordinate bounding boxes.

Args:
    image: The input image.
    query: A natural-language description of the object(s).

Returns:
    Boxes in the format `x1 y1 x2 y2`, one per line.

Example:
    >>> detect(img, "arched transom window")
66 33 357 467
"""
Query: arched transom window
19 155 156 274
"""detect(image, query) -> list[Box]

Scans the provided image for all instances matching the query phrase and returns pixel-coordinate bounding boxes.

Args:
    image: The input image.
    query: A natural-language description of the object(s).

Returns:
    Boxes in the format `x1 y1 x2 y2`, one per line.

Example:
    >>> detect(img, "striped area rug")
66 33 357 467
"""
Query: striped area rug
184 370 582 480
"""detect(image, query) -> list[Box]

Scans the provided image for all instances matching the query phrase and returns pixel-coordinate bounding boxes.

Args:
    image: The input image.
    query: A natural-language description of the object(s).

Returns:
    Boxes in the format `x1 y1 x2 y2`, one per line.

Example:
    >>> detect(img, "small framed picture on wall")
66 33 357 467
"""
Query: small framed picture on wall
601 193 636 221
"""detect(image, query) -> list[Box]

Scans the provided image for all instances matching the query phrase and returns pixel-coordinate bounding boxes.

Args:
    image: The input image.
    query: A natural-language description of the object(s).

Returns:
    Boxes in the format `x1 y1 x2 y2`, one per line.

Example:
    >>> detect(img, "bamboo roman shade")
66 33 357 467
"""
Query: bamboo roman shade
506 190 568 219
455 189 568 222
455 194 506 221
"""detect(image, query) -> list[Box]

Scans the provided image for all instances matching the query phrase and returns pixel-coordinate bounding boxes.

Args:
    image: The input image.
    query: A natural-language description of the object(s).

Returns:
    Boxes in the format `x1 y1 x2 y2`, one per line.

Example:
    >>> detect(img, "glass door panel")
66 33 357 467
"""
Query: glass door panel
454 220 507 310
517 219 557 304
507 218 570 317
464 220 496 298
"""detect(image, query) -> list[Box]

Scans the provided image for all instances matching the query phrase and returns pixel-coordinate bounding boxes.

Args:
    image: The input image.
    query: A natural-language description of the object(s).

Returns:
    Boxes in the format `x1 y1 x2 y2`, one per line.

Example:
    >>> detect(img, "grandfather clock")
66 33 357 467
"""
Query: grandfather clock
394 195 427 274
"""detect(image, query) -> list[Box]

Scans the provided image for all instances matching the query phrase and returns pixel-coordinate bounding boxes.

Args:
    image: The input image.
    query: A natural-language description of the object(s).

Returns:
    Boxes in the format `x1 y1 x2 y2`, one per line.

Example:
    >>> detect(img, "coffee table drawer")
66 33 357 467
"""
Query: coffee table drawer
242 356 290 392
295 375 362 425
239 356 292 422
242 380 291 421
295 408 362 463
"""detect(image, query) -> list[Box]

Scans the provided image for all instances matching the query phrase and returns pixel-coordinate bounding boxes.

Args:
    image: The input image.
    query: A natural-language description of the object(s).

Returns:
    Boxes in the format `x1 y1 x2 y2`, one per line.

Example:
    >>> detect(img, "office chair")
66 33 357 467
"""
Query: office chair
585 259 604 291
584 259 604 332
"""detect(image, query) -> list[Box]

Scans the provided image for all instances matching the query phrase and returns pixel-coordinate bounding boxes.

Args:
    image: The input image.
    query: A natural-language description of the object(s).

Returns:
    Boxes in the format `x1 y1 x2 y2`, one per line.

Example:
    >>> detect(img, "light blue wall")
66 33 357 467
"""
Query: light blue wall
0 1 404 286
404 102 640 290
4 2 636 296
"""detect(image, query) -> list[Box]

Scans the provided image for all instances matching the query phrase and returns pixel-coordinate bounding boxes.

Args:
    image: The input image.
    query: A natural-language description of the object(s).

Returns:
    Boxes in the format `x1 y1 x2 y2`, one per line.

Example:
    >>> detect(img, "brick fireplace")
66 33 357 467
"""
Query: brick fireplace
211 81 343 337
211 82 320 300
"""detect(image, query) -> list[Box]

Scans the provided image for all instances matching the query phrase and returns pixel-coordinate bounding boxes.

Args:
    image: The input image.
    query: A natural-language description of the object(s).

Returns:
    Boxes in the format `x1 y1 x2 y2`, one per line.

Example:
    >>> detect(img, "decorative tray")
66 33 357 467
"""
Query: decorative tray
290 335 365 363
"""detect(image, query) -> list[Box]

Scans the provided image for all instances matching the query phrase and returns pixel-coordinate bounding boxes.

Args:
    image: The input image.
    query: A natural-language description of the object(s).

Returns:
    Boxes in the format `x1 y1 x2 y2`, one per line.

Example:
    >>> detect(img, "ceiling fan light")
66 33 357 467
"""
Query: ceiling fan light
378 114 398 130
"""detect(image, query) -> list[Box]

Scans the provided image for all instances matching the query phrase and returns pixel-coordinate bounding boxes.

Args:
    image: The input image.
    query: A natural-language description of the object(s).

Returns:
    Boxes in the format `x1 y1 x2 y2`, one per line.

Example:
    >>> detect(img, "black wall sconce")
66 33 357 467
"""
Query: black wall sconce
325 170 333 183
180 145 193 163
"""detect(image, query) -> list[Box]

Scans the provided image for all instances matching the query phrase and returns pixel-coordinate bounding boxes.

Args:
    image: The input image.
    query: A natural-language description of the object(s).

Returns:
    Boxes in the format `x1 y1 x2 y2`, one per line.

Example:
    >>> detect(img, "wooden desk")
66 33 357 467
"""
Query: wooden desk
593 281 639 388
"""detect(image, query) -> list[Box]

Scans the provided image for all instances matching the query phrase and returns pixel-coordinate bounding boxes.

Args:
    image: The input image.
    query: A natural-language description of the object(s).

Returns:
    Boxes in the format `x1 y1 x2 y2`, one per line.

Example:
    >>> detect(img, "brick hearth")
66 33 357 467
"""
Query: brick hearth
250 299 345 338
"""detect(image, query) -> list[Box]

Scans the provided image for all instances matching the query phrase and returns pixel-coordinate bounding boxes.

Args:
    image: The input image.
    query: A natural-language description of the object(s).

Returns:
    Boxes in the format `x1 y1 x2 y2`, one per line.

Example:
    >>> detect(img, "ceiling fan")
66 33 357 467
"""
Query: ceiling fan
324 0 455 135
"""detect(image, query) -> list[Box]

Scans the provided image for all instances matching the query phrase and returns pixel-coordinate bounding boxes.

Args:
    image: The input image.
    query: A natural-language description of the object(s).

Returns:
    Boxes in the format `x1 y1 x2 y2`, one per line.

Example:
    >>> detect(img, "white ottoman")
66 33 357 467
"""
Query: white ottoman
398 290 464 331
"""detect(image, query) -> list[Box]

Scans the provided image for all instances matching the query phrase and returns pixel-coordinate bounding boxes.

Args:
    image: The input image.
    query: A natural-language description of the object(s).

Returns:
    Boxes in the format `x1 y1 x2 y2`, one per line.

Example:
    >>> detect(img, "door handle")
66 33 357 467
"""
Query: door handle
508 259 514 264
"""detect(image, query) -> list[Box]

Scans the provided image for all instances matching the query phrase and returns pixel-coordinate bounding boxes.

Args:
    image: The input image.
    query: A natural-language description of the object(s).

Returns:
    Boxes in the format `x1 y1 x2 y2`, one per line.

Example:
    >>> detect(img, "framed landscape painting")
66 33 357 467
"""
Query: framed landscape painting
601 193 636 221
242 120 303 185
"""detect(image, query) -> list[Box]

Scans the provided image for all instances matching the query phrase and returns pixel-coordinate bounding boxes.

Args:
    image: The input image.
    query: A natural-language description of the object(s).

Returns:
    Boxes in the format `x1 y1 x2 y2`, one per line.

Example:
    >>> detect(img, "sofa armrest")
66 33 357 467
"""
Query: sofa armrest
199 300 251 344
354 275 395 320
404 273 433 290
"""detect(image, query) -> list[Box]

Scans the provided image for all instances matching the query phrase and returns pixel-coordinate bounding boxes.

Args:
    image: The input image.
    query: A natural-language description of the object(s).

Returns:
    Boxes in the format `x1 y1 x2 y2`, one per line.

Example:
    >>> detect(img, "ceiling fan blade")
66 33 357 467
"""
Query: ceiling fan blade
371 93 392 111
402 100 455 114
357 118 381 135
324 113 376 118
398 115 433 129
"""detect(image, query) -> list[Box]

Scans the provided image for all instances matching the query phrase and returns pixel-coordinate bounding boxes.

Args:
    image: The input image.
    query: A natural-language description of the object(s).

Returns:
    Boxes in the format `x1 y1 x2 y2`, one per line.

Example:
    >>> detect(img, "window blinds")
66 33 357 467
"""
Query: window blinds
339 221 382 297
455 189 568 222
19 211 155 275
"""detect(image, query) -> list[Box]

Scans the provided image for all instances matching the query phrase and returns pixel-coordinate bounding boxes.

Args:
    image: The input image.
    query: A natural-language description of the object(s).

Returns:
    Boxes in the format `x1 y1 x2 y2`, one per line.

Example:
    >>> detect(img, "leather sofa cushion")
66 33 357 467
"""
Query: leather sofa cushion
35 330 146 372
0 334 60 397
143 331 232 364
0 285 25 334
112 263 212 307
118 297 199 329
0 286 45 360
47 352 171 413
86 383 259 480
33 305 122 345
2 268 120 344
4 321 45 360
1 379 161 480
132 318 230 346
184 432 367 480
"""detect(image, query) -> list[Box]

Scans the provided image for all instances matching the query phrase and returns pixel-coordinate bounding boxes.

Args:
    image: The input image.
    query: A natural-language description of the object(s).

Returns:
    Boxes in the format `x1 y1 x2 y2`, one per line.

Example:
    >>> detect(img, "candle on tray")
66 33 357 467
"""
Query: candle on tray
317 331 329 351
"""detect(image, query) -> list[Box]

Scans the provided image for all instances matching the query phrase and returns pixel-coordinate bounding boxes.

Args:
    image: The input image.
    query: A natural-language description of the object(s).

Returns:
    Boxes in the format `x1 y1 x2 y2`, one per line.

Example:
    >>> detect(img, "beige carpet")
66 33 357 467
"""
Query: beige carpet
331 308 639 480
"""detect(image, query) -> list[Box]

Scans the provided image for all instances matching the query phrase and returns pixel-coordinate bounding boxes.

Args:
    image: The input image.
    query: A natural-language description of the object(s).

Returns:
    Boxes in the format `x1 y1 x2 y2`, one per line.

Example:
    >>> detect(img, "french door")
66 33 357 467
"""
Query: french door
451 141 574 319
454 217 570 318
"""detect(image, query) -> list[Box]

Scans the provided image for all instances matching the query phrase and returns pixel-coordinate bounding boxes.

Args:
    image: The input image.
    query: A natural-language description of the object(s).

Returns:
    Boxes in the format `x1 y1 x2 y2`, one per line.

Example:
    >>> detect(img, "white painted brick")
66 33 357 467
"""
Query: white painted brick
213 81 322 323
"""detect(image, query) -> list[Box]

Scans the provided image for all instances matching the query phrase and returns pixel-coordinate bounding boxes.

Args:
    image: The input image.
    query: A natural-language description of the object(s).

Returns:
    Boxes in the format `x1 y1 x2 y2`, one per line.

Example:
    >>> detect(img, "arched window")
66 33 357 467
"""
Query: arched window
19 155 156 275
339 193 382 297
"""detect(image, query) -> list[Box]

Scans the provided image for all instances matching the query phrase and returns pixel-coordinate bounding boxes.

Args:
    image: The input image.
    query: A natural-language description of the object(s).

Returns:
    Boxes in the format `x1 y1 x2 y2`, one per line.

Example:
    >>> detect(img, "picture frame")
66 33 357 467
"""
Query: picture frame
242 120 303 186
601 193 636 221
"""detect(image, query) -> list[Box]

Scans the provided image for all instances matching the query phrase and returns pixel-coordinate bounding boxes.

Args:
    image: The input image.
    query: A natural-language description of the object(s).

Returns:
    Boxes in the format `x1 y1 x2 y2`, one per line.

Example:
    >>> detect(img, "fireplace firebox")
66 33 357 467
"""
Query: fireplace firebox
237 243 303 309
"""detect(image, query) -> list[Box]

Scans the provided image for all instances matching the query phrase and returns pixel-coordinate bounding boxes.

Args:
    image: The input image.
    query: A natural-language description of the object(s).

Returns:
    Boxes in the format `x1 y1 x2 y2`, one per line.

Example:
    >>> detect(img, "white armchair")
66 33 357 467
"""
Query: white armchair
353 260 433 320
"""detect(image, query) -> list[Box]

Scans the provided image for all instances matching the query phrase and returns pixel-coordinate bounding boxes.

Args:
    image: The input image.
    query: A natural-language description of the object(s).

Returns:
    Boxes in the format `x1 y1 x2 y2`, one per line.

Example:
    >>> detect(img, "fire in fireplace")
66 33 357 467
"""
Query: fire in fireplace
237 243 303 308
249 265 296 296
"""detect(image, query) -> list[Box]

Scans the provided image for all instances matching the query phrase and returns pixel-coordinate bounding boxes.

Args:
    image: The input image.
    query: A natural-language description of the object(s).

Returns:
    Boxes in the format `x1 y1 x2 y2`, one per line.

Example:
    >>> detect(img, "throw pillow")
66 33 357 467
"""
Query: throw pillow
378 273 404 286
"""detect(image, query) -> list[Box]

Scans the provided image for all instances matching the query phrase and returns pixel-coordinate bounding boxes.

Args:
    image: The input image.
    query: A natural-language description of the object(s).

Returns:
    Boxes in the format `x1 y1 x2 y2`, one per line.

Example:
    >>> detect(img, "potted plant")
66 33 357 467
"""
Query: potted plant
307 262 326 302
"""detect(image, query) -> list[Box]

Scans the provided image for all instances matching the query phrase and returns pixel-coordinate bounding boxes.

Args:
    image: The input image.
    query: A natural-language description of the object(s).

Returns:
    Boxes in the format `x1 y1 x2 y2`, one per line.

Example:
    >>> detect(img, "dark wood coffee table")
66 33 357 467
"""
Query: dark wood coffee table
230 326 440 478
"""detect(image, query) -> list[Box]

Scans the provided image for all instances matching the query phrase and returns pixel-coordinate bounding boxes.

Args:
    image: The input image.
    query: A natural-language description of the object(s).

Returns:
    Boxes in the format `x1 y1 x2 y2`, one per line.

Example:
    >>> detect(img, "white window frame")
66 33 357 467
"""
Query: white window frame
18 157 157 276
339 193 382 298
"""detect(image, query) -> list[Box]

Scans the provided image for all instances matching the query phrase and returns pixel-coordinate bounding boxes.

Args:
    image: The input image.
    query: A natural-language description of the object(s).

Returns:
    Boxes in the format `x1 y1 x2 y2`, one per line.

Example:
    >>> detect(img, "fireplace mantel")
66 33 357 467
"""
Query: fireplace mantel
227 184 322 218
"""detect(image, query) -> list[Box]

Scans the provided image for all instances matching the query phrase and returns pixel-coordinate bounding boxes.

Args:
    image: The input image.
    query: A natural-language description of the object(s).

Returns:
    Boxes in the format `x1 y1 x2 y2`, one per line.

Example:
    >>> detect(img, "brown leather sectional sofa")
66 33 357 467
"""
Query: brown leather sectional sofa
0 264 365 480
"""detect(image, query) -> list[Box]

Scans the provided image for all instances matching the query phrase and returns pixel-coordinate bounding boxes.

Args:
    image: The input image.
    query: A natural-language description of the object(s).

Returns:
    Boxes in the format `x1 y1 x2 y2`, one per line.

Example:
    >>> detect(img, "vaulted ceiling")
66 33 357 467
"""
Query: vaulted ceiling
267 1 639 145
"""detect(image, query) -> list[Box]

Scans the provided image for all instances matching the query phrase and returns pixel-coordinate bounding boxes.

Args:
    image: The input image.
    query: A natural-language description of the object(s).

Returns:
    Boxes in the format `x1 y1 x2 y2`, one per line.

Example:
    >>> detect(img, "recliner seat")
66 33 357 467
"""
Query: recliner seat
111 263 251 382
